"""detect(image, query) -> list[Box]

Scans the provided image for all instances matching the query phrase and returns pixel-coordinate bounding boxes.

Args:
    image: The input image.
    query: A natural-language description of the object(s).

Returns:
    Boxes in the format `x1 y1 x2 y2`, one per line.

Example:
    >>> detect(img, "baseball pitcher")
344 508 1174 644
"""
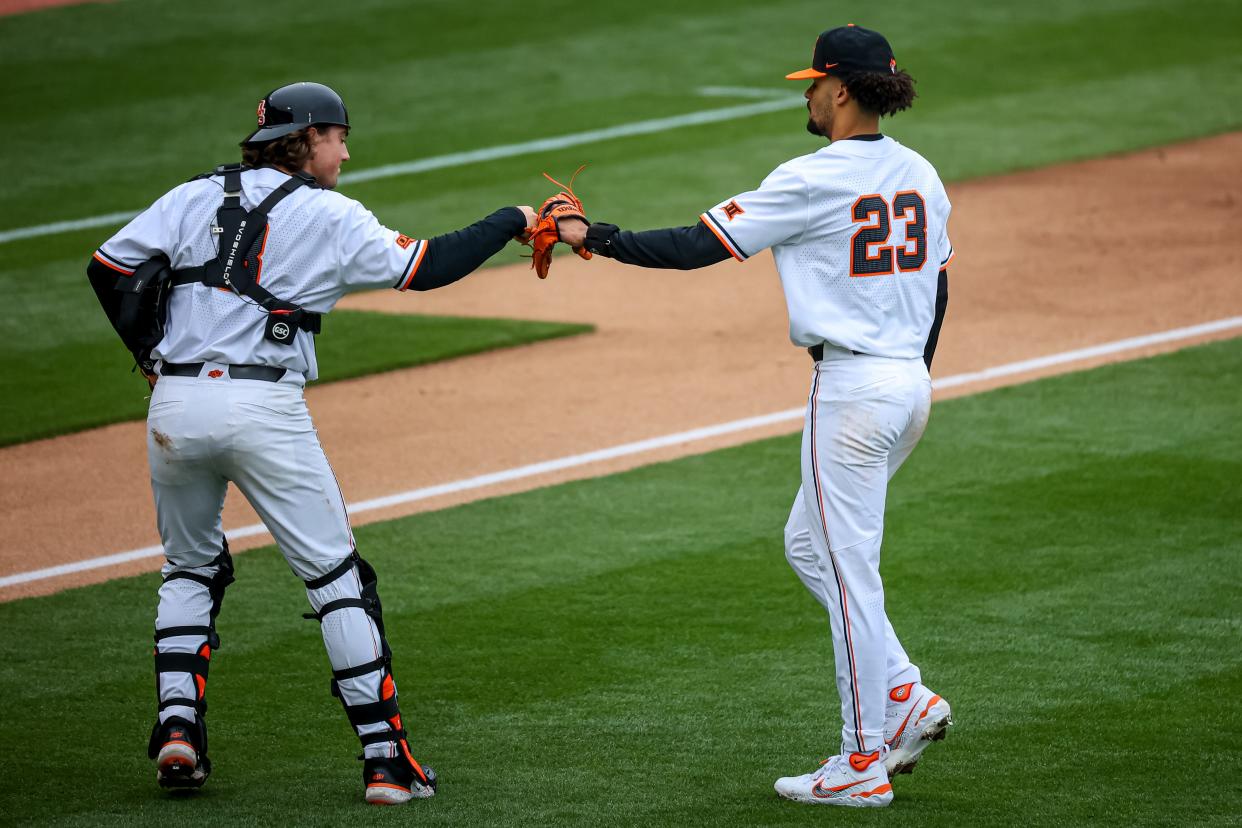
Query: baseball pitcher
548 24 954 808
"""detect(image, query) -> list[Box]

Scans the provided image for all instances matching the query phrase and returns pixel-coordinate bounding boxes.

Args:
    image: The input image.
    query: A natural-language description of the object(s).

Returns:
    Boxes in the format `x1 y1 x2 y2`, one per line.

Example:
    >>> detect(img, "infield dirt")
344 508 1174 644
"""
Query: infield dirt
3 132 1240 600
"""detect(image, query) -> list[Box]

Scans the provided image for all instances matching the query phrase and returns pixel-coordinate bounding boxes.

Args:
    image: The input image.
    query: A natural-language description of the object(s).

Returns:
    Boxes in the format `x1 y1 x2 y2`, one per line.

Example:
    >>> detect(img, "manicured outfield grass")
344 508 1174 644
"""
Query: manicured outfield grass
0 310 590 446
2 339 1238 826
2 0 1240 445
3 0 1240 234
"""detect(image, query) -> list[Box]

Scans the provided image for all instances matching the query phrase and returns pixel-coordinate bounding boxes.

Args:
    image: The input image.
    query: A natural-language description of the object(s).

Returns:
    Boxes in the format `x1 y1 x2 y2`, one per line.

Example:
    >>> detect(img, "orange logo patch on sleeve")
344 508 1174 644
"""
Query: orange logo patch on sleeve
395 233 414 249
722 200 744 221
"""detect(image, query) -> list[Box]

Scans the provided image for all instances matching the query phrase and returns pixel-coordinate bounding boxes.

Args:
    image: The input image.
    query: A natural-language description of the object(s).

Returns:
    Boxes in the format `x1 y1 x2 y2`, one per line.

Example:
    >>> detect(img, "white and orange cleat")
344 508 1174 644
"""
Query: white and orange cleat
884 682 953 775
773 749 893 807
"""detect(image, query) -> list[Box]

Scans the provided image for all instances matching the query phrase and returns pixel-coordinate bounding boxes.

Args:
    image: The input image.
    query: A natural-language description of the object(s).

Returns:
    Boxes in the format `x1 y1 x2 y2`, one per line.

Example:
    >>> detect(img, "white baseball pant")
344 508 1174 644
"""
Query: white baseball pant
148 365 402 758
784 345 931 755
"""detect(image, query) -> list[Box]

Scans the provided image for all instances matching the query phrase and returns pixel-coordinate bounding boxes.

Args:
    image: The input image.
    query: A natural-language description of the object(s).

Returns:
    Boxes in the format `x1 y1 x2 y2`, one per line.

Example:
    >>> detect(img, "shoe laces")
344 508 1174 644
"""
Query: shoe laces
814 754 848 779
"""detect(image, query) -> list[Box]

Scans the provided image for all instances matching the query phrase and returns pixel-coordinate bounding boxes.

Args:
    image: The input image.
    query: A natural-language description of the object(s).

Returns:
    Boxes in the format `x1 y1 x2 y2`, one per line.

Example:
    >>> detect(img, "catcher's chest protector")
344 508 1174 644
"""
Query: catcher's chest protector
167 164 323 345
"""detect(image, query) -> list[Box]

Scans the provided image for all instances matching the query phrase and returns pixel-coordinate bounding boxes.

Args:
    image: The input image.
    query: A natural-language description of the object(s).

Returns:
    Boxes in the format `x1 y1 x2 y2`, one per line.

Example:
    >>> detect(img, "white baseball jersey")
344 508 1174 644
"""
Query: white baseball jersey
700 136 953 358
92 167 428 381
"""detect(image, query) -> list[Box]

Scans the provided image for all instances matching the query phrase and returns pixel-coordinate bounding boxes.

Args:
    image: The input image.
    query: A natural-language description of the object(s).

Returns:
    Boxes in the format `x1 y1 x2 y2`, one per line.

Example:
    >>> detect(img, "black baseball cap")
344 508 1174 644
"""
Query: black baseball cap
785 24 896 80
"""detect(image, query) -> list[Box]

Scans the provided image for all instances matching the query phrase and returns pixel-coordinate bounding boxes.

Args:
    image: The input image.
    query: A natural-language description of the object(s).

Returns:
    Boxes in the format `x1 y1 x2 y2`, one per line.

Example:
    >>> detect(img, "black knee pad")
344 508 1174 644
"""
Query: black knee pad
354 554 388 640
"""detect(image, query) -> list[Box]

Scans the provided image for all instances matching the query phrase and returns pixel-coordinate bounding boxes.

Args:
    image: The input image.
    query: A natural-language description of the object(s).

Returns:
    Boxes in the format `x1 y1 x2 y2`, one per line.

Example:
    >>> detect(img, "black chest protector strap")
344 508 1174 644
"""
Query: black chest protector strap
171 165 322 343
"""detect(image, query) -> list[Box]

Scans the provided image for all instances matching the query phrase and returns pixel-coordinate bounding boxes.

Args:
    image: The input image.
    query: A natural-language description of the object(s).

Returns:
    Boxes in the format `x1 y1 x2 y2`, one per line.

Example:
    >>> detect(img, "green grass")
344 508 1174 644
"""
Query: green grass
2 0 1240 444
2 0 1240 234
0 310 590 446
2 338 1239 825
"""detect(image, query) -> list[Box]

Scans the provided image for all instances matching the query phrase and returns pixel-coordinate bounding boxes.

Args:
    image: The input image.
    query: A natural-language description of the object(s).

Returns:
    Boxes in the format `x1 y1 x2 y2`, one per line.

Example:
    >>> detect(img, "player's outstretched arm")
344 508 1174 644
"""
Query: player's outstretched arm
567 166 805 270
405 206 536 291
575 221 732 270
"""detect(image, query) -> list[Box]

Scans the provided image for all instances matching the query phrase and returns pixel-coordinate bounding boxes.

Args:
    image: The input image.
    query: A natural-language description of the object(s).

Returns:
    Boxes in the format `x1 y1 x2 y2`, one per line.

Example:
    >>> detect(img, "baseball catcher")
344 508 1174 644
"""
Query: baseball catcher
86 81 539 805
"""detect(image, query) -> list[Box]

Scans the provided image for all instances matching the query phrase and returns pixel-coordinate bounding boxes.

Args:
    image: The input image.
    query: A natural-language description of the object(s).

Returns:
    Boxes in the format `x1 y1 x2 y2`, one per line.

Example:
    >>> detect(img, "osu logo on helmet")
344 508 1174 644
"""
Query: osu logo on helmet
256 99 267 126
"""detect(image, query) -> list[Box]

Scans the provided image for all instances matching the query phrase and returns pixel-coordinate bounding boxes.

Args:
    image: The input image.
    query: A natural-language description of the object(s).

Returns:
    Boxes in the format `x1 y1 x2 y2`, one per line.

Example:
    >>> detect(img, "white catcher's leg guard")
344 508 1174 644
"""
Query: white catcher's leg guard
148 543 234 787
303 553 432 767
303 552 436 801
304 553 395 757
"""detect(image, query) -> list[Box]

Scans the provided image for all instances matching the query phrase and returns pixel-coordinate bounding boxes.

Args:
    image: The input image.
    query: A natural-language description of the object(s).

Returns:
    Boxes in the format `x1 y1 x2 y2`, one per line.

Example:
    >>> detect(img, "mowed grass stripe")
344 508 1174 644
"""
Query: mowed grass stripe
1 337 1239 825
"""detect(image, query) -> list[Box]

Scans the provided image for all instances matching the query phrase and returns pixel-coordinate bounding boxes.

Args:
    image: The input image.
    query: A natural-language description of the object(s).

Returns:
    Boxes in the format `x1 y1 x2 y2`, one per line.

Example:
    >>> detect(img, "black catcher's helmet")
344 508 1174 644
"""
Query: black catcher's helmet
241 82 349 145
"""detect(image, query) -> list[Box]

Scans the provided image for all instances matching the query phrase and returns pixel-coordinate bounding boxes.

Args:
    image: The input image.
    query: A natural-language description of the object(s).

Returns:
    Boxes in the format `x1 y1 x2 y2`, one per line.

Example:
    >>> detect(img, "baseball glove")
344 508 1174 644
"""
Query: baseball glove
519 168 592 279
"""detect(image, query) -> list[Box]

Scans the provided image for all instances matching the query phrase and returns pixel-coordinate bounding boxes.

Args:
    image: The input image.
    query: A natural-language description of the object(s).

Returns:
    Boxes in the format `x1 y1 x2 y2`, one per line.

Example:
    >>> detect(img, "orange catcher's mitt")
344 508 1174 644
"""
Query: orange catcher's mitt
520 168 592 279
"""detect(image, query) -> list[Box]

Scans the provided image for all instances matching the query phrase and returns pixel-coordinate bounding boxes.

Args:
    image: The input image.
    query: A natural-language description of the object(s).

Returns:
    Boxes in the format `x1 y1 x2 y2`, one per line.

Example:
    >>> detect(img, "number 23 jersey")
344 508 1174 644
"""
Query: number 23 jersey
700 135 953 358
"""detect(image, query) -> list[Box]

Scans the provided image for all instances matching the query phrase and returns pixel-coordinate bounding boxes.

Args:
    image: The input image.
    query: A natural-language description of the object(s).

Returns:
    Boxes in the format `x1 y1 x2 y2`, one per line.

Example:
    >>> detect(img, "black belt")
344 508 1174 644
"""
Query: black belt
160 362 287 382
808 344 862 361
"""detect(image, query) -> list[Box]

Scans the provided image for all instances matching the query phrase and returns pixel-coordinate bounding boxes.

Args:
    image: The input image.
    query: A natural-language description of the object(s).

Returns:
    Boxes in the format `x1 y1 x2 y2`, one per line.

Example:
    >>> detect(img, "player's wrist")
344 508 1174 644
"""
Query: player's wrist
500 206 531 234
583 222 619 256
557 217 589 248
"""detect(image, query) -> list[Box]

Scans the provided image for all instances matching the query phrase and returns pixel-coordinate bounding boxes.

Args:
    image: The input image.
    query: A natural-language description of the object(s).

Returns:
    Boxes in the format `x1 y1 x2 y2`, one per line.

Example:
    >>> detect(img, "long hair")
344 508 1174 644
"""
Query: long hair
241 127 315 170
840 69 917 117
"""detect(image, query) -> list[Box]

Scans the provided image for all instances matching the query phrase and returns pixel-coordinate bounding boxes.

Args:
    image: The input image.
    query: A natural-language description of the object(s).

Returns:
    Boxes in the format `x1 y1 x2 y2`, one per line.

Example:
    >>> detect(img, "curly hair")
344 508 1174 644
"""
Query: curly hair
241 127 315 170
839 69 917 117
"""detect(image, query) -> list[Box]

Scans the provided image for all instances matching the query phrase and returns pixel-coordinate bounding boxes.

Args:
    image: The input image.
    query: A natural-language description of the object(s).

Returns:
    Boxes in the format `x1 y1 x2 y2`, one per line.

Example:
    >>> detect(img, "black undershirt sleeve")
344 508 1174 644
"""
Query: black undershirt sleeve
583 221 730 270
409 207 527 291
923 269 949 370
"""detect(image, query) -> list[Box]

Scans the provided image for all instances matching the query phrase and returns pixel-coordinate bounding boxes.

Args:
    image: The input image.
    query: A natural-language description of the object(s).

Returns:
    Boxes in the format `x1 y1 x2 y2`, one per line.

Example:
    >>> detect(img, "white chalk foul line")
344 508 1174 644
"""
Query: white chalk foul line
0 209 146 245
341 96 804 186
930 316 1242 389
3 315 1238 590
0 97 805 246
696 86 794 99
